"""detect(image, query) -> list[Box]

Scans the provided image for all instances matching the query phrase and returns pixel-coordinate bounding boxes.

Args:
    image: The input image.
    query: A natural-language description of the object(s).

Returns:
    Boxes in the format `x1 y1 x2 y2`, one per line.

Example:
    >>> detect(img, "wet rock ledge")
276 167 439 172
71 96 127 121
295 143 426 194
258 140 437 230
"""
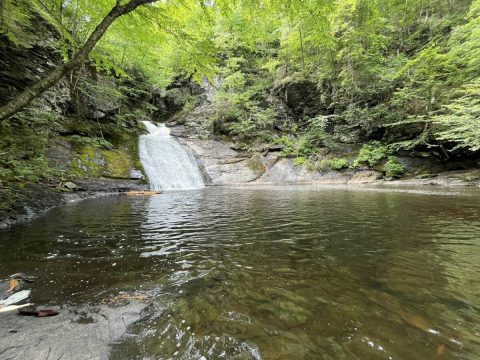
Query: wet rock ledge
0 302 147 360
0 179 148 230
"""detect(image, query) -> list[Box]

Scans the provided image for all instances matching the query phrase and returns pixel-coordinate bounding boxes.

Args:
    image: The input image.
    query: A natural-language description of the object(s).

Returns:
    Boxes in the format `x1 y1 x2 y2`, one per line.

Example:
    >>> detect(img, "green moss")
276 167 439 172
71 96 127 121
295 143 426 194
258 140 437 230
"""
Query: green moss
102 148 133 178
130 135 145 175
69 145 104 178
67 130 146 180
247 153 266 175
69 143 141 179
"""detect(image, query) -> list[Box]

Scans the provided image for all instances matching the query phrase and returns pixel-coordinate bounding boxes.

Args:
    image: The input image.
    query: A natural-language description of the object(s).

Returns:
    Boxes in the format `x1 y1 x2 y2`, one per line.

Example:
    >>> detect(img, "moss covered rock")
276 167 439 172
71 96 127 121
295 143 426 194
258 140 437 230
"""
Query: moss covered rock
69 142 141 179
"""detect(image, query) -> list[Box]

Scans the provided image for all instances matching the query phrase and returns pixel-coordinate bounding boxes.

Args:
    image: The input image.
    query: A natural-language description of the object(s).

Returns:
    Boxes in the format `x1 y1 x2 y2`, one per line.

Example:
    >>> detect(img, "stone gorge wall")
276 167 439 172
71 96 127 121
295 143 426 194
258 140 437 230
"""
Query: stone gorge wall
0 14 148 184
166 77 480 188
0 20 148 228
177 135 480 187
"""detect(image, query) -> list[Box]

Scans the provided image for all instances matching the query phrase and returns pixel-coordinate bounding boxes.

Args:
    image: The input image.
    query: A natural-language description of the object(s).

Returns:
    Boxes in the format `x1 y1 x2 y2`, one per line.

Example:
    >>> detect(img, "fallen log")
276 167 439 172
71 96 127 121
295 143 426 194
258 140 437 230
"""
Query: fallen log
123 191 162 196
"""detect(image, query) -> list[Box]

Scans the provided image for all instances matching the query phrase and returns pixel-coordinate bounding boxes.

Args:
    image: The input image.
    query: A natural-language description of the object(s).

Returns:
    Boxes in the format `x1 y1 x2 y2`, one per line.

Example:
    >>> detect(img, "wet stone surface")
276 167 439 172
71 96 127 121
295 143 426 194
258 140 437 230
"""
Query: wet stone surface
0 303 147 360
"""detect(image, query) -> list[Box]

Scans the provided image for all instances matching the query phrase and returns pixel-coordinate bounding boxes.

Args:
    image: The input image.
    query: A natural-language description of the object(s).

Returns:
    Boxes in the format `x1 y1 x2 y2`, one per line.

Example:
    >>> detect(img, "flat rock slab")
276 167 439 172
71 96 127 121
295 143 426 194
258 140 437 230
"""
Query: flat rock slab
184 139 258 185
257 158 351 184
0 302 146 360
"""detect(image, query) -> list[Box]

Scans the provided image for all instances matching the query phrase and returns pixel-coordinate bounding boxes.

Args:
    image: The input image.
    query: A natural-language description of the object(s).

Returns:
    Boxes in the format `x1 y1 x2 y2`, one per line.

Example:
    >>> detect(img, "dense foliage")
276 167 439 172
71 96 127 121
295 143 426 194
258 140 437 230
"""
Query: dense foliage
190 0 479 158
0 0 478 188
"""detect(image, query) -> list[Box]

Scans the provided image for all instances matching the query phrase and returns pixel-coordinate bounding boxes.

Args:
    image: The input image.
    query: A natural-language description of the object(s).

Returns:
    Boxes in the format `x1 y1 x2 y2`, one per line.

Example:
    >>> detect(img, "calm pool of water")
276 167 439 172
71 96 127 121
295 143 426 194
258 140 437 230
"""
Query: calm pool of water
1 186 480 359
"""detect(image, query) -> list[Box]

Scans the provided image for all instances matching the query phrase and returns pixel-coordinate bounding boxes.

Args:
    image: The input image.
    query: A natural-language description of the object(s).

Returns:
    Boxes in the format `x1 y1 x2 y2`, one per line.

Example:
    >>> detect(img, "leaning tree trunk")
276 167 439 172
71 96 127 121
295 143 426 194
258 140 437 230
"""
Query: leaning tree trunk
0 0 158 121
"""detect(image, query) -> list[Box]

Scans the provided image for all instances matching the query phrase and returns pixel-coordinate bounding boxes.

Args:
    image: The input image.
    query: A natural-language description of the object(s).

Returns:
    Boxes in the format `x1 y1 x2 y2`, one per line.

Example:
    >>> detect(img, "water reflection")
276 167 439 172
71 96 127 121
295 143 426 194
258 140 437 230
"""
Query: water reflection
0 187 479 359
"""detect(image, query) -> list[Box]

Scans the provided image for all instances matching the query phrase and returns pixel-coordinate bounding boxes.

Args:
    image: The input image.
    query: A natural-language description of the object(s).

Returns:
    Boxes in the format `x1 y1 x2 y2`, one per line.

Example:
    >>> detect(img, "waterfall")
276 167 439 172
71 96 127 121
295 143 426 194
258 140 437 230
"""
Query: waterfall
139 121 205 191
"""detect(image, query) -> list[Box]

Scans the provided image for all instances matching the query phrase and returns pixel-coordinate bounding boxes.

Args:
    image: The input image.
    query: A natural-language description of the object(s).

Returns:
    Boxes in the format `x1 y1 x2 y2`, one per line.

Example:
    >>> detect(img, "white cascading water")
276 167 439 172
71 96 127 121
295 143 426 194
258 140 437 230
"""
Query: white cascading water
139 121 205 191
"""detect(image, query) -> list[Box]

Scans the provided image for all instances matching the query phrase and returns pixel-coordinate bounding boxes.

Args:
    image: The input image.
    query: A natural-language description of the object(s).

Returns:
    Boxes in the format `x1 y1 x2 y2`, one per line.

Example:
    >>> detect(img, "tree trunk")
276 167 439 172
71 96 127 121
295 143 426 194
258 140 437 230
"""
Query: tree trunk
0 0 158 121
299 28 305 68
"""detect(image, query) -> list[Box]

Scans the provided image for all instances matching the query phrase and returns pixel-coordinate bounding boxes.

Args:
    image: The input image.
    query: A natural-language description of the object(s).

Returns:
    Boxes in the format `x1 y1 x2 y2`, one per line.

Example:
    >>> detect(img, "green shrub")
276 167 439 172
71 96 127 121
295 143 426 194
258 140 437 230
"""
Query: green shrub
222 71 247 92
315 158 349 172
70 135 113 150
304 117 340 150
315 159 330 172
271 135 317 158
353 141 390 167
272 136 295 155
294 157 309 166
385 157 405 178
296 137 316 157
329 158 349 170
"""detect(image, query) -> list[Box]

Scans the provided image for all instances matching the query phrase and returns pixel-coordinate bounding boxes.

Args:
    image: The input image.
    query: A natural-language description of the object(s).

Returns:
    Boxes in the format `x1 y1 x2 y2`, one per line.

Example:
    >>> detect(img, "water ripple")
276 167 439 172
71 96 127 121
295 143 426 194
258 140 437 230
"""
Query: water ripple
1 187 479 359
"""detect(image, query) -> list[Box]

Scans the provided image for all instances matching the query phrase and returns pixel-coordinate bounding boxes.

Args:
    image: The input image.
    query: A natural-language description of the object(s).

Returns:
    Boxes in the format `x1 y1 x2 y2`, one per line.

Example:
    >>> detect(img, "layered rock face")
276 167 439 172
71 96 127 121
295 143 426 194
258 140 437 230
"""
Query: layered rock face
175 126 480 187
180 136 371 186
166 77 479 188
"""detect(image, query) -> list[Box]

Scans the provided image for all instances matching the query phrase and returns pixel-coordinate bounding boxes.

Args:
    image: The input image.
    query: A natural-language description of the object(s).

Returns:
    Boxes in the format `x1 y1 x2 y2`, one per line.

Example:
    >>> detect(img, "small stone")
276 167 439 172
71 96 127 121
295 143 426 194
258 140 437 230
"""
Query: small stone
129 169 144 180
64 182 78 190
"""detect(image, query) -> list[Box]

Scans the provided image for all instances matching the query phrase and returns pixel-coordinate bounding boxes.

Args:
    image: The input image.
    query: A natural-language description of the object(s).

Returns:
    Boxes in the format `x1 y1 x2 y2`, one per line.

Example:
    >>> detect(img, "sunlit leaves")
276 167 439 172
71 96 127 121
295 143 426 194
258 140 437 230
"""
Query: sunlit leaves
432 80 480 151
2 0 478 155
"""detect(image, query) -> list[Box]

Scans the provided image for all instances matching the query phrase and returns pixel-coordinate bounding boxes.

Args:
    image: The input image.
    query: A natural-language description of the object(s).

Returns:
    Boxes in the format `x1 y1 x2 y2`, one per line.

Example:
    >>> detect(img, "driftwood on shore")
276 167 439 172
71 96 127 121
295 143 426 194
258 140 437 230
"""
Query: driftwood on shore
123 191 162 196
124 190 162 196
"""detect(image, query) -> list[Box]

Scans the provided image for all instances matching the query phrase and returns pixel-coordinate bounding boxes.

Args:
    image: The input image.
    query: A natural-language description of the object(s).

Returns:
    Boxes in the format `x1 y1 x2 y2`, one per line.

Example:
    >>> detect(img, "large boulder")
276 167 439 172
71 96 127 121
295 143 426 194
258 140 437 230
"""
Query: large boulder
273 76 324 120
183 139 259 185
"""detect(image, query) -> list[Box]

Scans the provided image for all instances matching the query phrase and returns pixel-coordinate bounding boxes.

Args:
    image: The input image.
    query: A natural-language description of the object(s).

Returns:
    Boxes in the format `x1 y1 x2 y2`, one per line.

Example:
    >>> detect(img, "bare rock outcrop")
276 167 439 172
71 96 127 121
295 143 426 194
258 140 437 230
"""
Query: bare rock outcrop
0 302 146 360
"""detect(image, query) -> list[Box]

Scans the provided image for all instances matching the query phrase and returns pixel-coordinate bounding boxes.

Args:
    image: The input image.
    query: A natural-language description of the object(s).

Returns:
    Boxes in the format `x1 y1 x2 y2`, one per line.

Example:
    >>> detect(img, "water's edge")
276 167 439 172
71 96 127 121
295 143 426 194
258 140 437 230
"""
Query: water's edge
2 121 478 230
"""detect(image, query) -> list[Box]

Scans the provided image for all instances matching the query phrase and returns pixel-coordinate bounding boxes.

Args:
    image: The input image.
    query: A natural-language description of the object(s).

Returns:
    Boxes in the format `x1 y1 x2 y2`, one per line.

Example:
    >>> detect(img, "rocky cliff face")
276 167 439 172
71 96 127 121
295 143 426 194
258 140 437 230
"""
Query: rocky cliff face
179 136 377 186
170 113 480 188
181 135 480 187
164 77 479 188
0 18 150 228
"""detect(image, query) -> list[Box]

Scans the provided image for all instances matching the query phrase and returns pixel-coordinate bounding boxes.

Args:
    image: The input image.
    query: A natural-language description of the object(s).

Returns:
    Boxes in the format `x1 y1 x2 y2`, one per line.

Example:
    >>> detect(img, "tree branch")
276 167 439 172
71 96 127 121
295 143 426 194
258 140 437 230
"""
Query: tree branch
0 0 159 121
